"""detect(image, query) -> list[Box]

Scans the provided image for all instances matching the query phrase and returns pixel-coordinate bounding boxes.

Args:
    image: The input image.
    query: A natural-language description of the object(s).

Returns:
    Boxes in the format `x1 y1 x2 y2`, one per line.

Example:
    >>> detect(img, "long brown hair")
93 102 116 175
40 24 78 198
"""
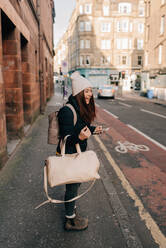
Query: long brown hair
75 90 96 124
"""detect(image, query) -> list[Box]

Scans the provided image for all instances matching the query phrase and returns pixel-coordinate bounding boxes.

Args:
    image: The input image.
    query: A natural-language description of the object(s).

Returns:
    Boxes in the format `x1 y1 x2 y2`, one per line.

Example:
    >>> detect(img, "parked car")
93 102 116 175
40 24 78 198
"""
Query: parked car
97 85 115 99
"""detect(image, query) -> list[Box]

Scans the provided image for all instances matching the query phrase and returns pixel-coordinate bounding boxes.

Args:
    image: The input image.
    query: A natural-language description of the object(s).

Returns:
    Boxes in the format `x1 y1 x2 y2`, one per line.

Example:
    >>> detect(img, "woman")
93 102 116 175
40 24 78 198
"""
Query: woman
57 71 102 231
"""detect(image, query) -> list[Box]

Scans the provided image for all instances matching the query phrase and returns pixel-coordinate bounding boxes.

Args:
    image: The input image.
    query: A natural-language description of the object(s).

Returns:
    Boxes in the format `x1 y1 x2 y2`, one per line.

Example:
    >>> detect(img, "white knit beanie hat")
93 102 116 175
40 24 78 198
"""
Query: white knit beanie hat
71 71 92 96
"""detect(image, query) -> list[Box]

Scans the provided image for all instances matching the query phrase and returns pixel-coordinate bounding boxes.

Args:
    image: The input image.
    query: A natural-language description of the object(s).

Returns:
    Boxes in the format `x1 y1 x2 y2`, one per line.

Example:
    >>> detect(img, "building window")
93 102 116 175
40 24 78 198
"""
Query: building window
137 39 143 50
101 23 111 32
101 56 111 65
117 20 129 32
85 55 90 65
85 4 92 14
79 5 83 14
116 38 129 49
118 3 132 14
122 56 127 65
80 56 84 65
138 23 144 33
79 22 84 31
138 56 142 65
101 40 111 49
158 45 163 64
160 15 165 35
85 22 91 31
129 39 132 49
138 7 144 16
80 40 84 49
103 5 109 16
85 40 90 49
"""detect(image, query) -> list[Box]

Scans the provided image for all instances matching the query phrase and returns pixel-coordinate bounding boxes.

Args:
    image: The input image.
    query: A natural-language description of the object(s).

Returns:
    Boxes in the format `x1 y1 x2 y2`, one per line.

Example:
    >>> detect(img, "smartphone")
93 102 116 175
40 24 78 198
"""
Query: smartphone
93 127 109 134
102 127 110 132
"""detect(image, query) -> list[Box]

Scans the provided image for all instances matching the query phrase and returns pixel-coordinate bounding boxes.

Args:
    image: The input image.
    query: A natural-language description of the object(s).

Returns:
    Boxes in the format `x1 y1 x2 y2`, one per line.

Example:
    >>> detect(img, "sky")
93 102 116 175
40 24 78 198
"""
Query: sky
54 0 76 48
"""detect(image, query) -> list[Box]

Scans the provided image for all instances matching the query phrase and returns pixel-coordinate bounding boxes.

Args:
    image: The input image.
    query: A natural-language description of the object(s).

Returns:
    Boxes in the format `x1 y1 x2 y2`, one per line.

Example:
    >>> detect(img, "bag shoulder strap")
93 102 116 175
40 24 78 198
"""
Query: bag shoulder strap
35 166 96 209
65 103 77 126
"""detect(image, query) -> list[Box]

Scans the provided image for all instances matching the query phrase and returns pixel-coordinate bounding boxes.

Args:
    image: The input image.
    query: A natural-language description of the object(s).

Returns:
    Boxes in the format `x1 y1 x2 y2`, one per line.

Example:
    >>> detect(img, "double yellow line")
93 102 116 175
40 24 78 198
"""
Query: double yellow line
94 135 166 248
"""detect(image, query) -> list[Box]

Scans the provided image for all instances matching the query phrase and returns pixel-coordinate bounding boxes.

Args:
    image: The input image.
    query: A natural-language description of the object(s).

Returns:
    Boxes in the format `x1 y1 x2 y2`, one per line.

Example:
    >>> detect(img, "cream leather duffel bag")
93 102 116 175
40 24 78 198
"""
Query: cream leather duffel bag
35 136 100 209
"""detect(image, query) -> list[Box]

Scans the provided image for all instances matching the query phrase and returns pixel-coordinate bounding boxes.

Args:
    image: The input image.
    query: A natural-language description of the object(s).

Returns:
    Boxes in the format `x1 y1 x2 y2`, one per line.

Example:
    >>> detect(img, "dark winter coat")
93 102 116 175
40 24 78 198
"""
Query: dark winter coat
57 94 96 154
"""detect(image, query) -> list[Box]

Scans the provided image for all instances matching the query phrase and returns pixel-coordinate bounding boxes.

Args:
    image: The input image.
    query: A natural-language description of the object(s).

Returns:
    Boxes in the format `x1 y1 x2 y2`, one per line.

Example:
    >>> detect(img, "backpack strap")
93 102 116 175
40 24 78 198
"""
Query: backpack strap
65 103 77 126
35 166 96 209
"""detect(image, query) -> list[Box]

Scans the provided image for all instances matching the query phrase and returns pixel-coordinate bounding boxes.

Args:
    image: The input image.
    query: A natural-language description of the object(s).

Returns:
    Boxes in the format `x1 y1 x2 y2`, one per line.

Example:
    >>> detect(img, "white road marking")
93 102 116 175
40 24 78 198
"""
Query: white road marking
95 103 100 107
141 109 166 119
103 109 118 119
119 102 132 108
116 97 126 101
115 141 149 153
128 125 166 151
94 135 166 248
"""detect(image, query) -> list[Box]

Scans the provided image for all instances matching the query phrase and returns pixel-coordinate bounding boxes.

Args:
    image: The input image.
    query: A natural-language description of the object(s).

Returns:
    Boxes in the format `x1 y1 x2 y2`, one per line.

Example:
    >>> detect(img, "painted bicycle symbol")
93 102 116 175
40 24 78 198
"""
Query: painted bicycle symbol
115 141 150 154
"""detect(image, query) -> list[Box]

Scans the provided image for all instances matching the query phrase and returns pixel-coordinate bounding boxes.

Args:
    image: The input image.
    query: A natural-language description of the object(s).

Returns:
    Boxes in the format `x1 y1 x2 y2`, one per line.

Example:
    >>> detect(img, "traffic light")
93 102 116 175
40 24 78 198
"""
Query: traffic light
122 71 125 79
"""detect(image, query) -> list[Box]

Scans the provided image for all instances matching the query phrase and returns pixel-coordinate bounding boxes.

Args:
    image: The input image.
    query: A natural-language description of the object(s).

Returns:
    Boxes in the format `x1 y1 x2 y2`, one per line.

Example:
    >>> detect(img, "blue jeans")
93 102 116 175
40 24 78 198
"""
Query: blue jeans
65 183 81 217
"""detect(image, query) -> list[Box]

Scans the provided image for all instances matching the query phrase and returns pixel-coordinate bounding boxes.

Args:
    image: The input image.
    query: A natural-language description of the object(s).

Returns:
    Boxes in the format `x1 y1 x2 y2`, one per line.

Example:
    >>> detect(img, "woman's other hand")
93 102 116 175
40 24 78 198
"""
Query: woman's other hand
79 126 91 140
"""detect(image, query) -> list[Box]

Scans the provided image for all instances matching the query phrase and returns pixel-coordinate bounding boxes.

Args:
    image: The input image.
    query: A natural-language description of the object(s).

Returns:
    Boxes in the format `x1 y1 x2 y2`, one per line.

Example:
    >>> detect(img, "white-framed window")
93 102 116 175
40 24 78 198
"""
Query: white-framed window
116 39 121 49
85 22 91 31
138 23 144 33
117 20 129 32
122 20 129 32
137 39 143 50
101 56 111 65
116 38 129 49
85 4 92 14
158 45 163 64
116 55 121 65
129 39 132 49
80 56 84 65
138 56 142 65
101 40 111 49
79 22 84 31
118 3 132 14
129 22 133 32
160 15 165 35
85 39 90 49
122 55 127 65
103 5 109 16
79 5 83 14
138 7 144 16
85 55 90 65
101 23 111 32
80 40 84 49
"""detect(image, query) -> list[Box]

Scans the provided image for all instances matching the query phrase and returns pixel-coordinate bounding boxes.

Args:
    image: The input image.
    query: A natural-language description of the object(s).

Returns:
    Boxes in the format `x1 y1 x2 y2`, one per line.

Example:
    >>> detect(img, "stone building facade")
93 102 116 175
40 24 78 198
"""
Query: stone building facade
55 0 145 90
143 0 166 100
0 0 55 168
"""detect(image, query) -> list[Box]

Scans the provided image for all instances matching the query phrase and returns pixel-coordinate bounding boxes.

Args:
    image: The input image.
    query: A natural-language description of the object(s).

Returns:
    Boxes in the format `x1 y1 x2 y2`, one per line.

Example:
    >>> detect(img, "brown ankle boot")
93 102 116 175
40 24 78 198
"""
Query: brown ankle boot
65 215 88 231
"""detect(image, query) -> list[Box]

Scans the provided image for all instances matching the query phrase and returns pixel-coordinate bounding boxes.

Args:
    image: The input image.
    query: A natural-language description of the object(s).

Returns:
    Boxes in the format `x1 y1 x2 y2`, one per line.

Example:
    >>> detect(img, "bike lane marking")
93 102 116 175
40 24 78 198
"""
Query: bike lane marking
94 134 166 248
